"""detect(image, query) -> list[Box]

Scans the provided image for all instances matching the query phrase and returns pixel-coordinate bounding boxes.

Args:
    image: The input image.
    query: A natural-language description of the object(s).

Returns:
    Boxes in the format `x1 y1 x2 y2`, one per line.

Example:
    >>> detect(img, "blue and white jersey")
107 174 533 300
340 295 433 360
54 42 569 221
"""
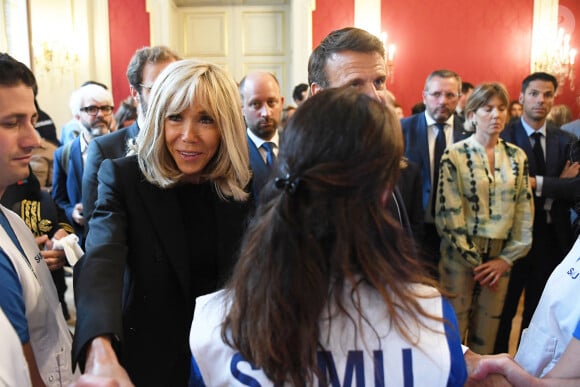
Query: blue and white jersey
190 283 466 386
515 236 580 377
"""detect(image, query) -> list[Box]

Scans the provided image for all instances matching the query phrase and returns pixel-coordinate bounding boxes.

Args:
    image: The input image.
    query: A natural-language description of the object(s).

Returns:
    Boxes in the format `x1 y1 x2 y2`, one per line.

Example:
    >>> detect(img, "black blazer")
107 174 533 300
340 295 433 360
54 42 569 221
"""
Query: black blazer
401 113 470 212
501 119 576 251
73 156 251 386
82 122 140 225
397 158 424 242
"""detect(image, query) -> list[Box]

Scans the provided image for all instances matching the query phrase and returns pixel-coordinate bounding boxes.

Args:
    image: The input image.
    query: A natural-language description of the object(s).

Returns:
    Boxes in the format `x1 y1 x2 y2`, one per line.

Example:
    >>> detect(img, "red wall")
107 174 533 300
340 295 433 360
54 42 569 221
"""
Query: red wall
107 0 150 107
382 0 533 117
312 0 355 47
310 0 580 119
108 0 579 119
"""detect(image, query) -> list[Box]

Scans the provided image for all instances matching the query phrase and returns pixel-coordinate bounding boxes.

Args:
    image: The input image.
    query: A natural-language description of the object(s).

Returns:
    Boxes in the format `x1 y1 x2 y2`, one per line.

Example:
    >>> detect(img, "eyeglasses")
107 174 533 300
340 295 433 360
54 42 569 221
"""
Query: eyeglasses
425 91 460 100
139 83 154 91
80 105 114 116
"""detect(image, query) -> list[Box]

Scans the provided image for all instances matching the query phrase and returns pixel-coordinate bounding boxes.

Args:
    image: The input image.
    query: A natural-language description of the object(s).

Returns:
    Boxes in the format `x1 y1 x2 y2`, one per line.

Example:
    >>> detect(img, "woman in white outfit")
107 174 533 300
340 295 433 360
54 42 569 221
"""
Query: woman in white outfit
189 87 467 386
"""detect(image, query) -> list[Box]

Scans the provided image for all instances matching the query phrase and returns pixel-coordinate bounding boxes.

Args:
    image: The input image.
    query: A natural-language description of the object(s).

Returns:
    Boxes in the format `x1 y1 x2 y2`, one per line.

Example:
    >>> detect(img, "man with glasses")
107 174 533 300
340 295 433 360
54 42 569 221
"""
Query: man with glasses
52 84 114 244
401 69 470 277
59 81 111 145
81 46 179 228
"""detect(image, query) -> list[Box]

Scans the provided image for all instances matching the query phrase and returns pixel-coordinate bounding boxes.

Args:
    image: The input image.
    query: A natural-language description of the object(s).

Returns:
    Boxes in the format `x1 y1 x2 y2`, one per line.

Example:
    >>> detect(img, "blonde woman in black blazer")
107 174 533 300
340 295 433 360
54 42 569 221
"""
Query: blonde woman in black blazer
72 60 252 386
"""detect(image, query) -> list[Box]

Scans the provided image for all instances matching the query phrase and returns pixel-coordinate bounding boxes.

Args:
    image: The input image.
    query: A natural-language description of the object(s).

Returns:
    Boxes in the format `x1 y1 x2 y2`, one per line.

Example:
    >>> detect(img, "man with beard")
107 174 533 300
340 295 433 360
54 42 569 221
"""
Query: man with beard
52 83 114 244
494 72 579 353
239 71 284 200
401 69 470 277
81 46 178 228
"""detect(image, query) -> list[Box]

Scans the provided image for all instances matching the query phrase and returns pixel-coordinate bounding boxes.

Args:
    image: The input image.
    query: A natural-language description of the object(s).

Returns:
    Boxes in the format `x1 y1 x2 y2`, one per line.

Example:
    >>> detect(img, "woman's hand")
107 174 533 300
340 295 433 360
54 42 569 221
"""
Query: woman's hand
473 258 510 290
71 337 134 387
468 353 540 387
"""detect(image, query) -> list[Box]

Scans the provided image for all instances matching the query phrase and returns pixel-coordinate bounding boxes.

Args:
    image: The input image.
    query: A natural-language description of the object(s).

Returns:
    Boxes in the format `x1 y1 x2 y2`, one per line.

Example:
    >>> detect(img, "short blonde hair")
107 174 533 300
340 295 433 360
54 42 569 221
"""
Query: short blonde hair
135 59 250 201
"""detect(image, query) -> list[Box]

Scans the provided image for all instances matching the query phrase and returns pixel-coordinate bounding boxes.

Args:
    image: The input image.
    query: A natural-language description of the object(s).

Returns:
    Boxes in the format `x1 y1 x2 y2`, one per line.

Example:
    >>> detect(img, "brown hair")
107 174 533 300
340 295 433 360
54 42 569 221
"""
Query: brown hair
222 87 440 385
463 82 509 131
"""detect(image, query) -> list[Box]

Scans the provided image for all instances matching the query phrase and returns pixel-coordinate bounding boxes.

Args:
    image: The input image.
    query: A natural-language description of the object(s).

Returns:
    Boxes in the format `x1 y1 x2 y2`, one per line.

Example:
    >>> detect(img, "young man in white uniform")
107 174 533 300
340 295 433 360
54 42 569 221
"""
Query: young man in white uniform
0 53 77 386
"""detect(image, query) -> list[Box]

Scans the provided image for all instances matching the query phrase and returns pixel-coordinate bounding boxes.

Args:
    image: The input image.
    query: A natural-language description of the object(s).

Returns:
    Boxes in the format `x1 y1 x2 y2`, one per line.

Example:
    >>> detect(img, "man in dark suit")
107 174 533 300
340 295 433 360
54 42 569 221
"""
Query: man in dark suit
455 81 474 122
307 27 422 241
239 71 284 201
82 46 179 229
52 83 114 244
494 72 579 353
401 69 470 275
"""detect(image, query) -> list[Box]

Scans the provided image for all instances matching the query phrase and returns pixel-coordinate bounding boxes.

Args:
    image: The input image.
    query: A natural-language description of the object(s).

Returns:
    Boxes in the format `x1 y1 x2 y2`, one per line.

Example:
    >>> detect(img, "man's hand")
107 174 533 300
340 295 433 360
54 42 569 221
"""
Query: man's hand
529 176 537 190
473 258 511 290
35 234 66 271
40 248 66 271
35 234 49 249
560 160 580 178
73 203 85 226
52 228 69 240
71 337 134 387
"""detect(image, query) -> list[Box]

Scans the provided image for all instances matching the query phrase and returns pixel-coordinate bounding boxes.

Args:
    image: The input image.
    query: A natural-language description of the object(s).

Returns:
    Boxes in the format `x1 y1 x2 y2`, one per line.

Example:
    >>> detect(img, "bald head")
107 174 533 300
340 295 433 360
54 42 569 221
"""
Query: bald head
239 71 284 140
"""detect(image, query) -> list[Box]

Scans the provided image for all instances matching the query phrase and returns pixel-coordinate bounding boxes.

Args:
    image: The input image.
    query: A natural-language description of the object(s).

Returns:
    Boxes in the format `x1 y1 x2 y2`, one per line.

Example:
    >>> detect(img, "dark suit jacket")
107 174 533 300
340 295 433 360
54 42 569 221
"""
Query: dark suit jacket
501 119 576 252
247 134 272 202
401 113 470 212
398 159 424 242
52 136 84 239
82 122 140 224
72 156 251 386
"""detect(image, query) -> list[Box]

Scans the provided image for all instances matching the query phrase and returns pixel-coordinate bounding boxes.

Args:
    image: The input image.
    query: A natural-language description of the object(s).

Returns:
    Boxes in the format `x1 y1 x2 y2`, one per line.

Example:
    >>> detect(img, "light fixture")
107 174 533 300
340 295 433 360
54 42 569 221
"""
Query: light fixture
531 1 577 92
532 27 577 92
33 40 79 78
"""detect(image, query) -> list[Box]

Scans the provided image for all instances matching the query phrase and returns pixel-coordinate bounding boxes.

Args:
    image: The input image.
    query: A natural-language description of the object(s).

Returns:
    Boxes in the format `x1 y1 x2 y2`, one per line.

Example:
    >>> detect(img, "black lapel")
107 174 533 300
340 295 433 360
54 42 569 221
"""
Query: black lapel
139 182 191 298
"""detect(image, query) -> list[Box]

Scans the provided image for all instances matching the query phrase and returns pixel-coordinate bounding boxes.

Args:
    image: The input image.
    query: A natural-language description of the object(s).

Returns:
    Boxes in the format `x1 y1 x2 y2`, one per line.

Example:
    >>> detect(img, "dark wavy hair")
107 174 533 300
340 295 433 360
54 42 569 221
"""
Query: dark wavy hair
222 87 440 385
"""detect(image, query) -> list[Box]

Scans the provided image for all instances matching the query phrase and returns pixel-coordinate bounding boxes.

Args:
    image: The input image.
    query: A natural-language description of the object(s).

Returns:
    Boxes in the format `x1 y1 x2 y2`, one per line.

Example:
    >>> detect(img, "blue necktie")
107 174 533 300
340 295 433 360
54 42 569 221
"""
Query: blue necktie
432 123 447 216
261 142 276 166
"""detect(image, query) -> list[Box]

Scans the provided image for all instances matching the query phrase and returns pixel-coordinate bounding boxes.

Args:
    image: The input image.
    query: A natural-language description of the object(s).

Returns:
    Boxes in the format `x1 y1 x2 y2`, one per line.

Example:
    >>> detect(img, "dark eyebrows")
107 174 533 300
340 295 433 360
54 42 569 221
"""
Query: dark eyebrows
1 112 38 120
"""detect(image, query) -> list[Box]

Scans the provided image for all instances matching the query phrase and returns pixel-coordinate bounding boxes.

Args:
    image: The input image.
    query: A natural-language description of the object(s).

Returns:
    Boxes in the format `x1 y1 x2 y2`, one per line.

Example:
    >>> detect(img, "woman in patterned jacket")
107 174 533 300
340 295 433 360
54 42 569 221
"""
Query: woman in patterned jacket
435 82 534 354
